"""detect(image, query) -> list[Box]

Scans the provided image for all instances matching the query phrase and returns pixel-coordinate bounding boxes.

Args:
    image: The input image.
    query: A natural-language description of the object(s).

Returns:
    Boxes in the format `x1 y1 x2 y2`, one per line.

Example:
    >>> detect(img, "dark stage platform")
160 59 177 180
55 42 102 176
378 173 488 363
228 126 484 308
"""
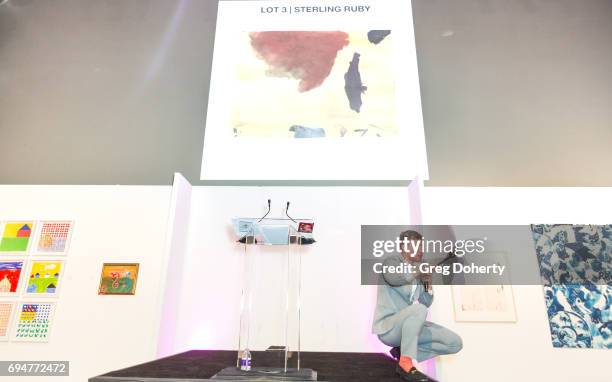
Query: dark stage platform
90 350 402 382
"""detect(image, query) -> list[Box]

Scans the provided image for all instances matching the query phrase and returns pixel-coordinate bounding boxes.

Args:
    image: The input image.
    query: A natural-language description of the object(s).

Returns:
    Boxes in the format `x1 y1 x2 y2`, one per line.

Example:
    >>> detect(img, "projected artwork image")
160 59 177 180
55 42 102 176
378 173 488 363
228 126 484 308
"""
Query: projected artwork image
0 260 25 296
13 302 55 342
0 221 34 253
531 224 612 349
98 263 139 295
0 302 14 340
25 260 64 296
232 30 396 138
36 221 73 254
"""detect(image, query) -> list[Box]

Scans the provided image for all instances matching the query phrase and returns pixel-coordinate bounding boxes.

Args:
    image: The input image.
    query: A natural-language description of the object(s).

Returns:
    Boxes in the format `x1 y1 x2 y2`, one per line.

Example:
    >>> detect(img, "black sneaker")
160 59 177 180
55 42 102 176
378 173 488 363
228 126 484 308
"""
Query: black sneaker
389 346 401 360
396 365 438 382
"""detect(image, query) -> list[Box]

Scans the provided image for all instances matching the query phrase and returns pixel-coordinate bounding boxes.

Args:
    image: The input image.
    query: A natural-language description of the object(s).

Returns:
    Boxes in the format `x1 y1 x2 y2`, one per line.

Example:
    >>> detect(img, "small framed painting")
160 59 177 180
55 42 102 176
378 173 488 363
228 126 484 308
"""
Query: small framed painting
98 263 139 295
34 221 74 255
12 302 56 342
0 302 15 341
0 221 35 254
24 259 66 297
0 259 26 297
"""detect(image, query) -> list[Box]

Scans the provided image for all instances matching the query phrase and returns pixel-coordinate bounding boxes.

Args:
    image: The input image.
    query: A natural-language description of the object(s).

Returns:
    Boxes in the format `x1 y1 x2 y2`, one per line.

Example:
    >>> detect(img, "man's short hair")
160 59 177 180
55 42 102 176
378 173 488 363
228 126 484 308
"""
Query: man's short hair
399 230 423 242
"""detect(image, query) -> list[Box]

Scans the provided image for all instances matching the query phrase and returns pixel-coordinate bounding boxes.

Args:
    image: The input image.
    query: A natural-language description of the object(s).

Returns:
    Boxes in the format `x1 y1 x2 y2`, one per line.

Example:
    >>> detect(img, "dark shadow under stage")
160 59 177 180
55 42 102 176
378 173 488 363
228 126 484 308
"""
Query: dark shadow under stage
90 350 403 382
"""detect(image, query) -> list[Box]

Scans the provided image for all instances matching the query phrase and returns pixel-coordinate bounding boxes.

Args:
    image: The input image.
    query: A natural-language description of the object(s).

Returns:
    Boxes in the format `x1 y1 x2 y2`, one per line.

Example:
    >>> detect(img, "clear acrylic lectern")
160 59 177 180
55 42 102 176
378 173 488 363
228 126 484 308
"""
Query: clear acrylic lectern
212 216 317 381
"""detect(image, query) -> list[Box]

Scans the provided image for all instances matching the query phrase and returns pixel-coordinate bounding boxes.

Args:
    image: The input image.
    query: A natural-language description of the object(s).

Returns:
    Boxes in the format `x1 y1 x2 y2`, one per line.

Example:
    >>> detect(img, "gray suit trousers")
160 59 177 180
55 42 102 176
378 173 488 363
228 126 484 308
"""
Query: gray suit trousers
377 303 463 362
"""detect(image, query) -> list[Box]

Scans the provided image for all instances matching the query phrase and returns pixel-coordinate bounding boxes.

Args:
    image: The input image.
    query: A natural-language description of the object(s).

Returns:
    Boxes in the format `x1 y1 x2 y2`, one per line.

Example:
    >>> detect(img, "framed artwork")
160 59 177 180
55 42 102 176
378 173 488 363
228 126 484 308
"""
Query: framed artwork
451 251 517 322
0 221 35 254
0 259 26 296
24 260 65 297
34 221 74 255
12 302 56 342
451 285 517 322
531 224 612 349
98 263 139 295
0 302 15 341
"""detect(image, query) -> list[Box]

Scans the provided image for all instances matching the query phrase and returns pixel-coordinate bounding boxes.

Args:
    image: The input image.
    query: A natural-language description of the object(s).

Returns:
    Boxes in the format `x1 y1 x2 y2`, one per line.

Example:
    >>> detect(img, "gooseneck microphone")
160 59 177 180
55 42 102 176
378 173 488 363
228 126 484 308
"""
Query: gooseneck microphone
258 199 271 222
286 201 297 223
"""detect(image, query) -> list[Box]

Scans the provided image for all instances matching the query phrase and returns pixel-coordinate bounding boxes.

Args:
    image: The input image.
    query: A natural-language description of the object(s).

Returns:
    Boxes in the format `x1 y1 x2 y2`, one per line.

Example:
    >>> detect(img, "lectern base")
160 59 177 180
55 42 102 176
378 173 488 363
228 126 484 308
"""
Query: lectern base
212 367 317 381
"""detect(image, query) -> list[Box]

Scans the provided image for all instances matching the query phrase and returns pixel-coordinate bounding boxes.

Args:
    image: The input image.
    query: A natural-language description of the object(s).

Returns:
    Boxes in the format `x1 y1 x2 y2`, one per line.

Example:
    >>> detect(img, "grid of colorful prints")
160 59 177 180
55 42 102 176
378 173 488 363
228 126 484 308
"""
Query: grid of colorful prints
24 259 66 297
12 302 56 342
0 220 72 344
0 259 26 297
0 221 35 254
0 302 15 341
34 221 74 255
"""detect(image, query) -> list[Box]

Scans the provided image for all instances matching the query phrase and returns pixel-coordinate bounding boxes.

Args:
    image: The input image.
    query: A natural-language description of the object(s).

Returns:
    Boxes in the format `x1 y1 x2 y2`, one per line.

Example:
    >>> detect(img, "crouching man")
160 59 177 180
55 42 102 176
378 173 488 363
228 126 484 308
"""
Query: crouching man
372 230 463 382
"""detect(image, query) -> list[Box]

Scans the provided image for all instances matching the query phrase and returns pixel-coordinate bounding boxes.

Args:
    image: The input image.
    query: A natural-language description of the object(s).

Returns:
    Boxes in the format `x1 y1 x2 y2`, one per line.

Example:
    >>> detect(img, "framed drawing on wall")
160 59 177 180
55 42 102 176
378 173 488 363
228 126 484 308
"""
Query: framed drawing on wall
12 302 57 342
0 302 15 341
0 259 26 297
451 251 517 322
23 259 66 297
451 284 517 322
33 221 74 255
98 263 139 295
0 221 36 254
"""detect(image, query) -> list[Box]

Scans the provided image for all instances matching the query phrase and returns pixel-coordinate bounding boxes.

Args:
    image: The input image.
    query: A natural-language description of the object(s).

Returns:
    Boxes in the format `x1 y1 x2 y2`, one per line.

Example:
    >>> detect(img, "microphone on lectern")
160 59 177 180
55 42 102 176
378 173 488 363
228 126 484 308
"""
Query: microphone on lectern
258 199 271 222
286 201 297 223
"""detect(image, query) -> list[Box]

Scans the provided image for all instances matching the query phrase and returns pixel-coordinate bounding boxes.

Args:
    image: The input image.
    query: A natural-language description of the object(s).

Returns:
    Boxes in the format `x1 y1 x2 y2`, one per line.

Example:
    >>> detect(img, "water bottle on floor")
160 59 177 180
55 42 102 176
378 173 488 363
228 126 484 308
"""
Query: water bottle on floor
239 349 252 371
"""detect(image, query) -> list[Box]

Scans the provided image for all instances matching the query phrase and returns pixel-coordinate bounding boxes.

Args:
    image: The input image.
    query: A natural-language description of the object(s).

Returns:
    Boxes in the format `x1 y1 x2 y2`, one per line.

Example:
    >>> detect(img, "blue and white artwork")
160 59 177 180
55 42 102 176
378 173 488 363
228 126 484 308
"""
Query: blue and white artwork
531 224 611 349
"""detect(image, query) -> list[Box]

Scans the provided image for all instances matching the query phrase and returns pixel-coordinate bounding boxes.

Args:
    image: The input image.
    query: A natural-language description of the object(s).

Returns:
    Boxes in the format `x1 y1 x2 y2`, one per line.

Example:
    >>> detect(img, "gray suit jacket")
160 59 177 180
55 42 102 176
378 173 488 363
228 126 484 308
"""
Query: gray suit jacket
372 254 434 335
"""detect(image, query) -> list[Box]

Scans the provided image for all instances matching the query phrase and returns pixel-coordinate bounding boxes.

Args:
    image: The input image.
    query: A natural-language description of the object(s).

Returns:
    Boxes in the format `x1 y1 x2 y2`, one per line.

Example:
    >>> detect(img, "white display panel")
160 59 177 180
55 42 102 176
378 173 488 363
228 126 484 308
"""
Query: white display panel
169 186 418 354
201 0 428 180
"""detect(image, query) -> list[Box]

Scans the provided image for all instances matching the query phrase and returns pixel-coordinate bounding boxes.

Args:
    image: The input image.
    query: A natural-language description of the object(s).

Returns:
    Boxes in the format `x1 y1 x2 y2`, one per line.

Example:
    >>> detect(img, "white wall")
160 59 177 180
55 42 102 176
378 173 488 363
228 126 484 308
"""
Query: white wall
421 187 612 382
169 186 417 355
0 185 172 382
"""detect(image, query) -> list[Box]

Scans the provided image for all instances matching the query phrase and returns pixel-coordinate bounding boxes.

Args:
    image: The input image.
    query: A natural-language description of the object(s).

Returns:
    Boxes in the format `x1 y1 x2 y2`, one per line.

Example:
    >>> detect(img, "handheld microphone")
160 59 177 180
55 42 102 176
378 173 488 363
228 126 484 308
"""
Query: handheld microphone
423 252 456 292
